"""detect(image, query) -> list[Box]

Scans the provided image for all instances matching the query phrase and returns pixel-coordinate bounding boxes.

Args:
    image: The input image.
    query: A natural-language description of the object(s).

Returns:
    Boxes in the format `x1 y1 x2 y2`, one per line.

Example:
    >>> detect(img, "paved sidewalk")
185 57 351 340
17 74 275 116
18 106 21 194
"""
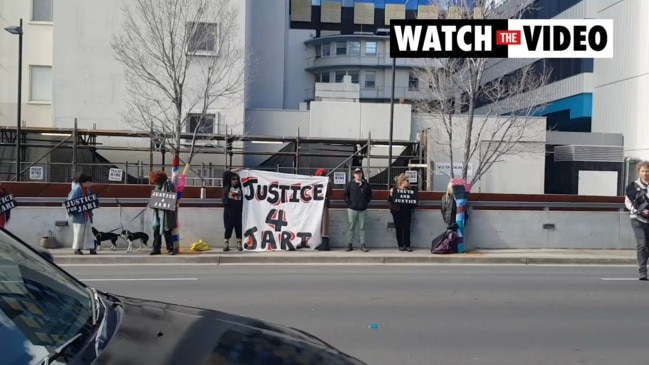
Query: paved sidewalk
46 247 637 265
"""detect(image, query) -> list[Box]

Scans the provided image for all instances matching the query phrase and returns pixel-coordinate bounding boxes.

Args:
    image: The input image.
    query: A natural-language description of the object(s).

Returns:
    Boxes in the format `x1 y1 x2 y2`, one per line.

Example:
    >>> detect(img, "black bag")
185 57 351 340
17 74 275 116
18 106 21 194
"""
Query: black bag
431 223 459 255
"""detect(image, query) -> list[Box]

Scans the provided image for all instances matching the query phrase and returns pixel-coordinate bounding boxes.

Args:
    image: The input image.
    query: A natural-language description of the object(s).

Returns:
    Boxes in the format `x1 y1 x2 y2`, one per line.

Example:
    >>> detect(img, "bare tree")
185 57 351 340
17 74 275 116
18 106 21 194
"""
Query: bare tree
112 0 247 170
413 0 550 186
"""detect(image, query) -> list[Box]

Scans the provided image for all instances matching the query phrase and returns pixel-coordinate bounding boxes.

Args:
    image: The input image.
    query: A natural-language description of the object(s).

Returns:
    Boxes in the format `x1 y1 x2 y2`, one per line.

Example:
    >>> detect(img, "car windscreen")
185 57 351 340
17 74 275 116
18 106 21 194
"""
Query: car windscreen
0 229 95 365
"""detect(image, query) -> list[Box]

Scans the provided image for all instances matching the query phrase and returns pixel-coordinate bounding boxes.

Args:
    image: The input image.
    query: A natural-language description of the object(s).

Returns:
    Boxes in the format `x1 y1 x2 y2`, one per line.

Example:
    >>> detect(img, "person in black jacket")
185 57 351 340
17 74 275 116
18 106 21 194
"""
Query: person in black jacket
344 168 372 252
388 173 416 252
625 161 649 280
222 169 243 252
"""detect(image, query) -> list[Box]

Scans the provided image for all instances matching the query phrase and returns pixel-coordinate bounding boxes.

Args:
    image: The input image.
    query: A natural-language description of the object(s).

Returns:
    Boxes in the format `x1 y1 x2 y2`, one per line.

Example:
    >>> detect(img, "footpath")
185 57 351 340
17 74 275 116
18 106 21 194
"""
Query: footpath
47 248 637 266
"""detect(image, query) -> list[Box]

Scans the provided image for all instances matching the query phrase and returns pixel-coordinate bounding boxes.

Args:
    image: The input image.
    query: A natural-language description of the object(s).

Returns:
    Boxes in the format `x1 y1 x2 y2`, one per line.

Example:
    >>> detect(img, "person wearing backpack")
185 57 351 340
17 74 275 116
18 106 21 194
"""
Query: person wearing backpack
388 173 416 252
625 160 649 280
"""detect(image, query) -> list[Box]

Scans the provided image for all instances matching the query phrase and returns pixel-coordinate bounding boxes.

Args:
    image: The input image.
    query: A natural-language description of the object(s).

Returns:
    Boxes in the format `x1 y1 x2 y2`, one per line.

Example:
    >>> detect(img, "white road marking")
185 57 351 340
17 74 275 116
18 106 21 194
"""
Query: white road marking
600 278 639 281
58 262 636 268
79 278 198 282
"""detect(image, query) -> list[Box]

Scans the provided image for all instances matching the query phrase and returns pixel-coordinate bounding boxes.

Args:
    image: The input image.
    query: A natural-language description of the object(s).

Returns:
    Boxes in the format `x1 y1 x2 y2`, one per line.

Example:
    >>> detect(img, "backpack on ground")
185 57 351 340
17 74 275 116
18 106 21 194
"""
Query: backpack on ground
431 225 458 255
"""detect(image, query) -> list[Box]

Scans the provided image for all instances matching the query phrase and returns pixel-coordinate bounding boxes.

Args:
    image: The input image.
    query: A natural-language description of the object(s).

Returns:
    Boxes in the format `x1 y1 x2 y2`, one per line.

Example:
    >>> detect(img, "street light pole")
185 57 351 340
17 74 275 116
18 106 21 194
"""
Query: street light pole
5 19 23 181
388 56 396 188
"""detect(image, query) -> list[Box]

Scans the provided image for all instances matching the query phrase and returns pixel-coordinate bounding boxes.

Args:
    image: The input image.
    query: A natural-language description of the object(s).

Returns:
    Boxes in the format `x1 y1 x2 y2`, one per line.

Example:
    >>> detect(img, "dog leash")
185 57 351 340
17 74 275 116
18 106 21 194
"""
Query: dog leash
105 198 147 233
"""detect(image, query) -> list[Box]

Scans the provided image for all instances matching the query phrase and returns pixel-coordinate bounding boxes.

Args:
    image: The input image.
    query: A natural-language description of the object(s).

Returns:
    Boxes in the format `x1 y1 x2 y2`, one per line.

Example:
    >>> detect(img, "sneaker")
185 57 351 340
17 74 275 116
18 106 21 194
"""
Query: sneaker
236 240 243 252
89 249 97 255
641 273 648 281
406 247 413 252
74 249 83 255
150 251 161 256
361 244 369 252
223 240 230 252
346 243 353 252
398 246 405 251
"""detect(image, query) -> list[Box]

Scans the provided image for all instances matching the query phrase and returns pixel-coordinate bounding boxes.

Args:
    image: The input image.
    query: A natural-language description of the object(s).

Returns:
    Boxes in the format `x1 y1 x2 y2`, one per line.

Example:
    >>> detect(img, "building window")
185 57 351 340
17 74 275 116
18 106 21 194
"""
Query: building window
187 114 216 139
30 66 52 102
365 72 376 88
349 41 361 56
188 22 218 54
322 43 331 57
315 45 322 59
316 73 330 83
335 71 346 83
348 71 359 84
32 0 53 22
409 72 419 91
336 41 347 55
365 41 377 56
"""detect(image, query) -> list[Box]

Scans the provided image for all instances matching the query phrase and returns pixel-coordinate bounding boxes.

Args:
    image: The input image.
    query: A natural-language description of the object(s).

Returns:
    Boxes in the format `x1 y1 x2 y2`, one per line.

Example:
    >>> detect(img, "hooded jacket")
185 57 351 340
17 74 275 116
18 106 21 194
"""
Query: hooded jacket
68 183 93 224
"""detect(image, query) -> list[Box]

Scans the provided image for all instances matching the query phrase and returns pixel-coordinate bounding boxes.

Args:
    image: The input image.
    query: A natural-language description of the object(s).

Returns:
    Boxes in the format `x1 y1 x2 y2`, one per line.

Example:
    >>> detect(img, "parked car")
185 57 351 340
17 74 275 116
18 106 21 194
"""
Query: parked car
0 228 366 365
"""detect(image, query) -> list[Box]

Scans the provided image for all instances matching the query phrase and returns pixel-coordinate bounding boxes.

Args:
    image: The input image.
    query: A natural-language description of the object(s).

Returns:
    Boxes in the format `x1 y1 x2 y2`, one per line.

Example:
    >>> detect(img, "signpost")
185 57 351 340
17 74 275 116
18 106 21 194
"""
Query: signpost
29 166 43 180
149 190 177 211
108 168 123 182
64 194 100 215
333 171 346 185
405 170 418 184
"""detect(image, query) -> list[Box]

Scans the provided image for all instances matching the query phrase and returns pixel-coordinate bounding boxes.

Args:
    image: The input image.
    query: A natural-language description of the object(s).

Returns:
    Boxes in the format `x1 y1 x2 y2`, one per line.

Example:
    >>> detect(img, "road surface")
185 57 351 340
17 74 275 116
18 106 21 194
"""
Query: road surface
61 264 649 365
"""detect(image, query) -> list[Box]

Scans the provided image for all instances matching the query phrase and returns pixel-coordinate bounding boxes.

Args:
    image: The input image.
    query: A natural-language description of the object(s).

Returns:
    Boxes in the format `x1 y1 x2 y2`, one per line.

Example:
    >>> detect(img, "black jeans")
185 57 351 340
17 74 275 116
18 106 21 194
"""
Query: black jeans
631 219 649 274
391 208 412 248
224 206 242 240
152 229 174 253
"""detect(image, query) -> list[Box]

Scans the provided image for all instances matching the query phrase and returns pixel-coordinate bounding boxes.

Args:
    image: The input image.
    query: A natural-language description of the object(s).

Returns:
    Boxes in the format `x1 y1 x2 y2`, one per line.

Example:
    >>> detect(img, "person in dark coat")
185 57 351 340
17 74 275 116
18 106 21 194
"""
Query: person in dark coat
0 182 11 229
625 160 649 280
344 168 372 252
222 169 243 251
315 168 332 251
149 170 177 255
388 173 416 252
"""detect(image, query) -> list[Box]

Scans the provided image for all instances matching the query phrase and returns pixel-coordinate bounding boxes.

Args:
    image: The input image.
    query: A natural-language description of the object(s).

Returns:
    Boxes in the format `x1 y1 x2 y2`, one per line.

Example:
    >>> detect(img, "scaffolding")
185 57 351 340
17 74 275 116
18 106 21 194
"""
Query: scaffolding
0 124 425 189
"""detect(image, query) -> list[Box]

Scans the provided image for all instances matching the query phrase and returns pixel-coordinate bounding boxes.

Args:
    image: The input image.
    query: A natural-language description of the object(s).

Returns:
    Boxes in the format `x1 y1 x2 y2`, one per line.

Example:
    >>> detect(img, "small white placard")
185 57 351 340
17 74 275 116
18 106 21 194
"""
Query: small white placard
29 166 43 180
333 172 346 185
405 170 418 183
108 168 124 182
435 162 473 177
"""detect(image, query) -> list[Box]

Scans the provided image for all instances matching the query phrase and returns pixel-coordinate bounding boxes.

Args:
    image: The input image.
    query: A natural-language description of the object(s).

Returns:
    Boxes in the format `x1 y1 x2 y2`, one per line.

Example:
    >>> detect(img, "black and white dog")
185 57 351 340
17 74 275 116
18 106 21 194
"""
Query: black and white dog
91 227 120 251
120 230 149 252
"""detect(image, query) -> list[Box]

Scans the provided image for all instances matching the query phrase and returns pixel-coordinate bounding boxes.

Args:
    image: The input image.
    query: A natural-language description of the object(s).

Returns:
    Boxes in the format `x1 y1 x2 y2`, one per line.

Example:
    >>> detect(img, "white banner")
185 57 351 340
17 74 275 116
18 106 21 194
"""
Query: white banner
238 170 329 251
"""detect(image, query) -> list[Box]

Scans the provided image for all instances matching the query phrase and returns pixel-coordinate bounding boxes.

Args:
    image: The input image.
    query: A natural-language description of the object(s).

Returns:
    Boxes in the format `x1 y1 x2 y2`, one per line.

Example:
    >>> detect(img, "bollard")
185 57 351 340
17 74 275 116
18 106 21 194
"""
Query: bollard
200 187 206 200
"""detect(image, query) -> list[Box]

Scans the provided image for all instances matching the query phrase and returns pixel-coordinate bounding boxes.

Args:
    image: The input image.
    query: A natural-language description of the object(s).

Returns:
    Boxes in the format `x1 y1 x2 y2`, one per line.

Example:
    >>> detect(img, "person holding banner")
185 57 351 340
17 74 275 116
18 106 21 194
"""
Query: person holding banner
388 173 416 252
315 168 332 251
68 174 96 255
0 182 11 229
149 170 177 255
222 169 243 252
344 168 372 252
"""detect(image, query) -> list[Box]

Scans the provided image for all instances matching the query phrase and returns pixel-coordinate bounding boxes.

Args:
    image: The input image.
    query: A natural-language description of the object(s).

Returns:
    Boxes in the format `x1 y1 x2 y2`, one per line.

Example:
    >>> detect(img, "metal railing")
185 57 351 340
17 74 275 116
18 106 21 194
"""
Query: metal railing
305 53 415 69
13 197 626 211
305 86 419 100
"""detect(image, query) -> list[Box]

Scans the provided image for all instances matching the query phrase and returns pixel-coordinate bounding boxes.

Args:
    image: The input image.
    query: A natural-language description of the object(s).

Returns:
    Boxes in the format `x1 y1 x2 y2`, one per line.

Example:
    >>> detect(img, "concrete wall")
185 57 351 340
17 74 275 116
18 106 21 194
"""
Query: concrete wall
0 0 53 128
413 114 547 193
5 206 635 251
